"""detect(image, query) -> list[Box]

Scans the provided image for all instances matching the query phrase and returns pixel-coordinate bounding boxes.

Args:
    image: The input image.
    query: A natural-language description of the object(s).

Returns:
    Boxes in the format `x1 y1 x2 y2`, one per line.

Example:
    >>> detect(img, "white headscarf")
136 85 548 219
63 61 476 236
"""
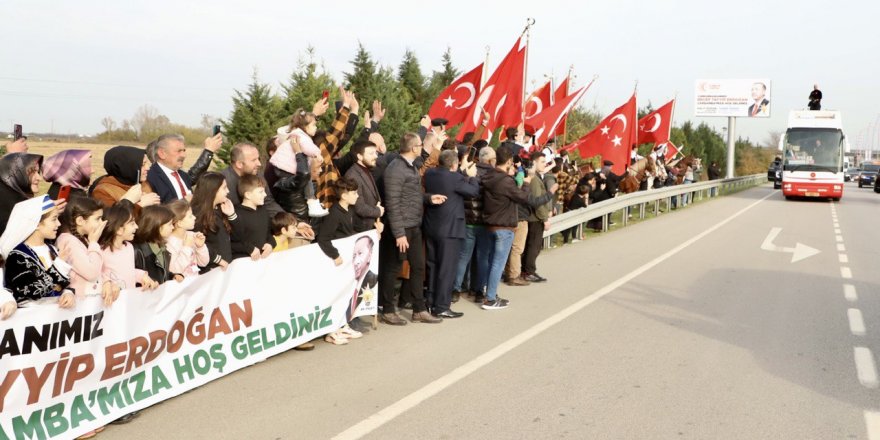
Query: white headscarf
0 195 55 258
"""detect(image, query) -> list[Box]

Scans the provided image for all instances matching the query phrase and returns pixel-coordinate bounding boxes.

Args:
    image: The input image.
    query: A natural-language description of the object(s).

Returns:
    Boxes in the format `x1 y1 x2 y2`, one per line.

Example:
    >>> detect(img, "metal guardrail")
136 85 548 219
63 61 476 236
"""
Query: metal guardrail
543 173 768 240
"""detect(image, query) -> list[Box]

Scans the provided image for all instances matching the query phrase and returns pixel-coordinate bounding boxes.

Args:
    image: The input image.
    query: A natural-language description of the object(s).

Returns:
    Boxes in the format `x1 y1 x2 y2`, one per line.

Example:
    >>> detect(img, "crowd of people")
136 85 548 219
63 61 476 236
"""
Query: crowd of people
0 88 711 439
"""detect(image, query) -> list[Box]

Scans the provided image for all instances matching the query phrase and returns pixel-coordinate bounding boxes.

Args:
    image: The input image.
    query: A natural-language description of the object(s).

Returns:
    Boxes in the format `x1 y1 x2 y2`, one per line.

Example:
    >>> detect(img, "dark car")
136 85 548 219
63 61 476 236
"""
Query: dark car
767 161 781 181
859 164 880 188
875 170 880 193
845 168 860 182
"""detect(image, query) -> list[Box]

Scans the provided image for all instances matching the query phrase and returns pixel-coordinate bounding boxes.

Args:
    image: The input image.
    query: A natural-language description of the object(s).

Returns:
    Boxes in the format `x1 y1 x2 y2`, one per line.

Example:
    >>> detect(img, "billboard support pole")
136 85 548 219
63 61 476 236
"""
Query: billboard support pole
726 116 736 178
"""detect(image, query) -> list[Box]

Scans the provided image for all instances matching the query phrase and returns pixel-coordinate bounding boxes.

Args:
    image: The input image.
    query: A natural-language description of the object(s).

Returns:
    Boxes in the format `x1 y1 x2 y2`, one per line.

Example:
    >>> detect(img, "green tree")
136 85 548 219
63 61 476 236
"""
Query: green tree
217 70 284 167
344 43 379 102
397 49 428 112
281 46 338 131
374 66 421 150
427 47 459 105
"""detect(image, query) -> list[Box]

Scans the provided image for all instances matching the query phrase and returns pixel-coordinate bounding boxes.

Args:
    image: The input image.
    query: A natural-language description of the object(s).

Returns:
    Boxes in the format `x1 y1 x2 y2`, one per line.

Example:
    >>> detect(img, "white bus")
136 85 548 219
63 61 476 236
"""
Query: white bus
778 110 847 200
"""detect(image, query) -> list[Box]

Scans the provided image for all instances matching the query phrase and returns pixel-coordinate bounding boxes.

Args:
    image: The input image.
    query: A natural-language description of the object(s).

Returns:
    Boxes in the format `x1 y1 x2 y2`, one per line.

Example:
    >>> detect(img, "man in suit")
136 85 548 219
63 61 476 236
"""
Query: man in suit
147 134 197 204
347 235 377 333
344 140 384 233
748 82 770 117
422 150 480 318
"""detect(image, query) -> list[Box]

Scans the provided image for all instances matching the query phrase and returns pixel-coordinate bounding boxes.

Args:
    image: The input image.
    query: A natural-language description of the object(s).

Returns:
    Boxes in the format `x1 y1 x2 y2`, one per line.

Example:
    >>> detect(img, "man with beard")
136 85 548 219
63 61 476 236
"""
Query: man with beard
344 140 385 233
221 142 285 216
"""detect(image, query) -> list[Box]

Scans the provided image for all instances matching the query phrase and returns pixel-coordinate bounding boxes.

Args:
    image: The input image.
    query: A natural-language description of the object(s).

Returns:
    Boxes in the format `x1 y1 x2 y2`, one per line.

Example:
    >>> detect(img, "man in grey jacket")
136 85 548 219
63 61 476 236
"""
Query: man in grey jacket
377 133 446 325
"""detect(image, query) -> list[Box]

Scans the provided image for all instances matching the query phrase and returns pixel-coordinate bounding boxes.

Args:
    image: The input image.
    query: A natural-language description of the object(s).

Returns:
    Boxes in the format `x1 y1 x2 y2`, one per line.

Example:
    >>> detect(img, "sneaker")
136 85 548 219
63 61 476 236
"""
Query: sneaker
307 199 329 217
497 297 510 305
505 277 530 287
473 293 485 303
481 299 509 310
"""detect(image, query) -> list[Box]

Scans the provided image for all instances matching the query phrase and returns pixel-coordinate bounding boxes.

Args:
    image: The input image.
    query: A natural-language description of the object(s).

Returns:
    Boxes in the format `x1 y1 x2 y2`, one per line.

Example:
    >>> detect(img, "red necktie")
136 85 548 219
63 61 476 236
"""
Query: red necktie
171 171 188 198
350 287 359 317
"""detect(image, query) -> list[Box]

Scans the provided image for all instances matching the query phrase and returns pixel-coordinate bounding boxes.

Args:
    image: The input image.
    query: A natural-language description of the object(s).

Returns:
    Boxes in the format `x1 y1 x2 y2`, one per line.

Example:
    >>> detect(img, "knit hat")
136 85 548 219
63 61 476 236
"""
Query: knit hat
0 195 55 258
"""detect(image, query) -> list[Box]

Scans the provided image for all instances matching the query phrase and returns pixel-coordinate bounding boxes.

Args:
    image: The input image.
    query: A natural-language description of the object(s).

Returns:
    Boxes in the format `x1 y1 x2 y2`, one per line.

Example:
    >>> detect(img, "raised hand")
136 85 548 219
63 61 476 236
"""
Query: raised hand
372 100 386 123
122 183 143 204
204 133 223 153
261 243 273 258
420 115 431 129
219 199 234 216
313 96 330 117
138 192 160 207
5 138 28 154
88 219 108 245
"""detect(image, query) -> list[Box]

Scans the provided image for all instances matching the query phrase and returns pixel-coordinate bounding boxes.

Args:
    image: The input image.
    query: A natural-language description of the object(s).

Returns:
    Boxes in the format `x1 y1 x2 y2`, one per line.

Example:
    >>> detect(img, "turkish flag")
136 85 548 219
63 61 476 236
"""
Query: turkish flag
637 99 674 144
525 84 590 147
524 80 553 120
458 38 526 140
428 63 483 127
553 75 570 138
660 141 680 161
561 94 637 174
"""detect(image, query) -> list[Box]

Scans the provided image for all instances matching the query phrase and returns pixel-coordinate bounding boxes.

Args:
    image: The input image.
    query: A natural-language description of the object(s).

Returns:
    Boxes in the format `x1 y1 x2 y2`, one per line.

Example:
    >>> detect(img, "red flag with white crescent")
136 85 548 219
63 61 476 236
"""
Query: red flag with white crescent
662 141 680 161
637 99 674 144
427 63 483 127
560 94 637 174
553 75 570 138
458 37 526 140
524 83 591 147
524 80 553 120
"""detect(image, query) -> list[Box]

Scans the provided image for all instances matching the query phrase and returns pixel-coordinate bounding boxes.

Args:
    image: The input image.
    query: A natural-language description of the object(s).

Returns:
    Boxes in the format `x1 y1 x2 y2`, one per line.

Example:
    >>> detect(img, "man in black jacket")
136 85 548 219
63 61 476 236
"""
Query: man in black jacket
222 142 284 216
453 146 495 301
377 133 446 325
423 150 480 318
344 140 384 233
482 147 557 310
808 84 822 110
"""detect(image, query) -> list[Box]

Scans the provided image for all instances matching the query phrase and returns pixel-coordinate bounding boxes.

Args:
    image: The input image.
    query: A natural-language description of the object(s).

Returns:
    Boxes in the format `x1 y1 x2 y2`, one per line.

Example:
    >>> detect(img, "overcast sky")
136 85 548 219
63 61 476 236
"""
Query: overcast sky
2 0 878 148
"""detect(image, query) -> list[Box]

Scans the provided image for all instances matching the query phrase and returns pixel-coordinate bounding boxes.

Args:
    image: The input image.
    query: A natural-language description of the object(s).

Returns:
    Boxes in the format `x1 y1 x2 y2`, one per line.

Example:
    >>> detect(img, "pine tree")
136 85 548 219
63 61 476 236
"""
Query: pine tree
344 43 379 102
217 70 283 167
373 66 421 150
427 47 460 104
397 49 428 112
281 46 338 129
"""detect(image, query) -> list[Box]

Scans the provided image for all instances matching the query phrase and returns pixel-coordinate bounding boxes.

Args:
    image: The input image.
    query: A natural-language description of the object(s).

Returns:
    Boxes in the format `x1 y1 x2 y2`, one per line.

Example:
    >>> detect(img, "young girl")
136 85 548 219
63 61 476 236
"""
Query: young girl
133 205 180 284
0 195 75 308
316 178 365 345
56 196 121 306
166 199 209 278
271 109 328 217
191 172 240 272
99 202 158 291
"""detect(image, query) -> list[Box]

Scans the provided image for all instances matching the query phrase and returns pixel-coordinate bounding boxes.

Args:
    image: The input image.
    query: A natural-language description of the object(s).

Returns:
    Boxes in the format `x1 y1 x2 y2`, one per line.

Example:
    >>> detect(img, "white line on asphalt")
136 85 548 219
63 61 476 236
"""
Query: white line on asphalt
835 228 842 234
838 244 846 252
849 309 866 336
842 267 853 279
331 192 778 440
854 347 879 388
836 235 844 242
839 254 849 263
866 411 880 440
845 284 858 302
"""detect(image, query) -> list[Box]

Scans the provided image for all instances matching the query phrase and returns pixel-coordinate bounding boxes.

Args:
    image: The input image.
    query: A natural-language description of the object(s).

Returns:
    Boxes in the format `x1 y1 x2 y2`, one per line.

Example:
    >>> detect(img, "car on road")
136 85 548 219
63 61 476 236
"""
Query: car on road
875 171 880 193
845 168 860 182
767 160 781 181
858 164 880 188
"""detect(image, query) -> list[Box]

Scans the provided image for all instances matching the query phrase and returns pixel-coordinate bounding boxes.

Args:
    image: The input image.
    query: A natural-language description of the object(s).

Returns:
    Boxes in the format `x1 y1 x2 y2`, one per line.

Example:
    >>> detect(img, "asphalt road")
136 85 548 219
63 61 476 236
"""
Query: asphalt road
105 181 880 440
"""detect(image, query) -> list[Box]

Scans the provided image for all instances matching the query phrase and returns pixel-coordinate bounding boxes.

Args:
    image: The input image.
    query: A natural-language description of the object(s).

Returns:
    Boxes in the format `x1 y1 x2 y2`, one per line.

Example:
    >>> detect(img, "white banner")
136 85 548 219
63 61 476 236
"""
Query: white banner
0 231 378 439
694 78 772 118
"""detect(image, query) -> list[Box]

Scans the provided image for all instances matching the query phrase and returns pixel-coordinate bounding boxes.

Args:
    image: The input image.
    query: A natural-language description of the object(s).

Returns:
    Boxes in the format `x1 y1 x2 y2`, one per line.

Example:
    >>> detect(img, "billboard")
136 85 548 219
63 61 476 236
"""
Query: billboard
695 79 772 118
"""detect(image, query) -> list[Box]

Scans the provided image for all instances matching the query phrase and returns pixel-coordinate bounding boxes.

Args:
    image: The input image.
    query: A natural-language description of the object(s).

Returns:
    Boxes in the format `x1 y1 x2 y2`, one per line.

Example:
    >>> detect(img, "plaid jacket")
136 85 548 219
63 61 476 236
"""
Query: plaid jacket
556 170 579 207
316 107 351 208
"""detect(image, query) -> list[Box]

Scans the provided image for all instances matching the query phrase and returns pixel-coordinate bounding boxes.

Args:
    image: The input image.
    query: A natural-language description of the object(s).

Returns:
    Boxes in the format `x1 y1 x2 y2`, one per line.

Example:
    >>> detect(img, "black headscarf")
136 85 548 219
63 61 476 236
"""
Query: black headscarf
0 153 44 197
103 146 146 186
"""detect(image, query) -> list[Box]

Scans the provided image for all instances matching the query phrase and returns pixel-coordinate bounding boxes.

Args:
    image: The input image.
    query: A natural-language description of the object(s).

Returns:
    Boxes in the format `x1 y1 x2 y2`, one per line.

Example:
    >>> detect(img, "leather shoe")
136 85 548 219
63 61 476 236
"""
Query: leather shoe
505 277 531 286
531 273 548 282
380 313 408 326
432 310 464 319
452 292 461 303
411 310 442 323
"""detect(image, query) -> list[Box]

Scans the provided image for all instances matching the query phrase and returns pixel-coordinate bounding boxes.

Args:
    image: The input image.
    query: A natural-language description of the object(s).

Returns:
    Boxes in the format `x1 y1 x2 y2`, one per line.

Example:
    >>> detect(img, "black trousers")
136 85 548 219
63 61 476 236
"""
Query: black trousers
379 226 427 313
522 220 545 275
426 236 463 313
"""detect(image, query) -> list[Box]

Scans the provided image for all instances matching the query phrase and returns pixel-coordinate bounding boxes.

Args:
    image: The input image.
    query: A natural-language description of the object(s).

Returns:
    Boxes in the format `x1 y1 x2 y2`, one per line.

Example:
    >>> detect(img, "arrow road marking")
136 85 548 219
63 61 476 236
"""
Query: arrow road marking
760 227 820 263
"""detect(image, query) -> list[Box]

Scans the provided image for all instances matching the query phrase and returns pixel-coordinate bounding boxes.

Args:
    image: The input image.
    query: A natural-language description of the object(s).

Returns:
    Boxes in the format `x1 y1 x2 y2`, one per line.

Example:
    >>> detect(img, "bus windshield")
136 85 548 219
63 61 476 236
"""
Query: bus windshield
783 128 842 173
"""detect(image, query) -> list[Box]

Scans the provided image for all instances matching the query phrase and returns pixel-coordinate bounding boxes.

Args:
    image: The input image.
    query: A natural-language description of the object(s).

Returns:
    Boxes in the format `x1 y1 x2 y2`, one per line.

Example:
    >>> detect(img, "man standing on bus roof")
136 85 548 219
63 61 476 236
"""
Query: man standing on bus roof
808 84 822 111
748 82 770 117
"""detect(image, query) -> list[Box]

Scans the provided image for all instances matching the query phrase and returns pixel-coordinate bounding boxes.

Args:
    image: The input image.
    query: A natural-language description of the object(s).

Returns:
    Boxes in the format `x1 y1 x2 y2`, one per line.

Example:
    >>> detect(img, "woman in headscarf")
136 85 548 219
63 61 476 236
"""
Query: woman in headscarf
42 149 92 200
90 145 159 212
0 153 44 233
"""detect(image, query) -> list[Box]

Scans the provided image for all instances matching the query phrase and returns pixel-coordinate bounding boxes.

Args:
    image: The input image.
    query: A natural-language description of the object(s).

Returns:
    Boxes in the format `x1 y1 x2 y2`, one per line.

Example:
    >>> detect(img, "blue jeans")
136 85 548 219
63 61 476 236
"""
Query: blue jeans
487 229 515 301
453 225 491 294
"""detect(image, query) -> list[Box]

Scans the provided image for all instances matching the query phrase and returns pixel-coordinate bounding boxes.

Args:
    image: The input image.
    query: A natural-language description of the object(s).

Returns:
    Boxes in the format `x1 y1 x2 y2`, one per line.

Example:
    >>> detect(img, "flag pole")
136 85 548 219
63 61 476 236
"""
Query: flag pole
482 46 490 90
521 18 535 127
562 65 575 145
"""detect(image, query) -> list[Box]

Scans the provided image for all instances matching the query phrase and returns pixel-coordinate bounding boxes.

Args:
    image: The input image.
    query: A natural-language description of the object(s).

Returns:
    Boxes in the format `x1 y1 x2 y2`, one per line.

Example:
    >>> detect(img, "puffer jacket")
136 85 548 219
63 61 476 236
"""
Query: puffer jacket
482 167 532 228
381 155 429 238
463 162 494 225
270 153 310 219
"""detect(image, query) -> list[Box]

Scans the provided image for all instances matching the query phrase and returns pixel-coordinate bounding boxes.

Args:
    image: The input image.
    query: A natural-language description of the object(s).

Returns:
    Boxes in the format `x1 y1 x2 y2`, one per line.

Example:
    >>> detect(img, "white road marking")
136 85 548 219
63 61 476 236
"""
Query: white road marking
844 284 858 302
836 235 844 242
833 223 840 228
854 347 879 388
865 411 880 440
838 244 846 252
760 228 820 263
839 254 849 263
849 309 866 336
835 228 842 234
331 192 778 440
842 267 853 279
